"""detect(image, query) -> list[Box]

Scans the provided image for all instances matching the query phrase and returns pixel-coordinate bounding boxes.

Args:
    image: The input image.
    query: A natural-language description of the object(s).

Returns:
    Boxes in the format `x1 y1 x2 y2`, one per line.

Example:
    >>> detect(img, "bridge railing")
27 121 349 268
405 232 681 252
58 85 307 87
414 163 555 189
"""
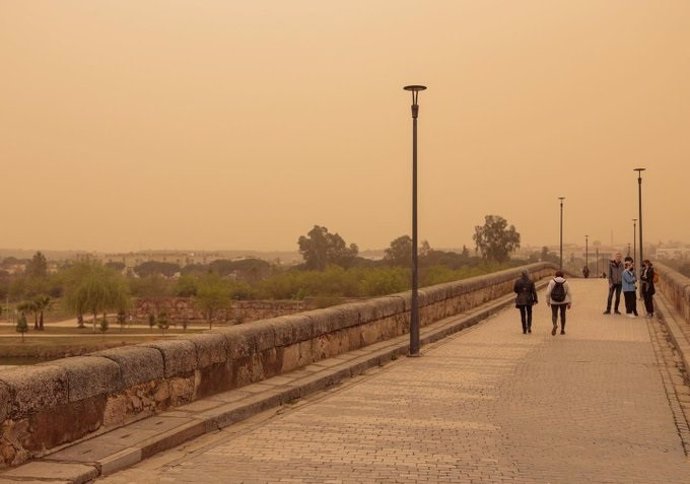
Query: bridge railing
655 262 690 323
0 262 557 468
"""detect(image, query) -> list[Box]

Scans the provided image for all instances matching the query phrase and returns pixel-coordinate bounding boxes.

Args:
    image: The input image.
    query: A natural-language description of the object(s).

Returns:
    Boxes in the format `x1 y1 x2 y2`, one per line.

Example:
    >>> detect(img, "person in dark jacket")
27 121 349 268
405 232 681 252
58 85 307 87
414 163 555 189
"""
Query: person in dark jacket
604 252 624 315
640 259 656 318
514 270 538 334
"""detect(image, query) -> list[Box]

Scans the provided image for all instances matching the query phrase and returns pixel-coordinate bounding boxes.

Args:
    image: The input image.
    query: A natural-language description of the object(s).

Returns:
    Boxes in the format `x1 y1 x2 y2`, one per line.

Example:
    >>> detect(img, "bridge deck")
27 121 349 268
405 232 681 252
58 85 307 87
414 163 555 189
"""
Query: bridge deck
93 278 690 483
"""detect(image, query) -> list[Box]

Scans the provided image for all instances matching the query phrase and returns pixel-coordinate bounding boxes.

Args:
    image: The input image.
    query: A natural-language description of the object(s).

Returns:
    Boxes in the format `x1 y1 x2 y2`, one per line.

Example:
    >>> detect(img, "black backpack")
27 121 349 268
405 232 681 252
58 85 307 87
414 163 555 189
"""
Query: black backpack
551 280 566 302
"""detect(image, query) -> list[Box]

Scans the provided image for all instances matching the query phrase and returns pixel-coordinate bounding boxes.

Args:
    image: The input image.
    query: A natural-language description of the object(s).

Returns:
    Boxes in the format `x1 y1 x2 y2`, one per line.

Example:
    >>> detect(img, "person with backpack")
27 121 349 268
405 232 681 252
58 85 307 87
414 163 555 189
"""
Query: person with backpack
546 270 571 335
514 270 538 334
640 259 656 318
622 259 639 318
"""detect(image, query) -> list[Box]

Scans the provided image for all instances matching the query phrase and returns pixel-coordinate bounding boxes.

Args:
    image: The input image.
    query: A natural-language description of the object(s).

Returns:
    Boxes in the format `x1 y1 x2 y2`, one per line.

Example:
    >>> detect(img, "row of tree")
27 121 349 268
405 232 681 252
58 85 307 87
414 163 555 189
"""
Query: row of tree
2 215 526 329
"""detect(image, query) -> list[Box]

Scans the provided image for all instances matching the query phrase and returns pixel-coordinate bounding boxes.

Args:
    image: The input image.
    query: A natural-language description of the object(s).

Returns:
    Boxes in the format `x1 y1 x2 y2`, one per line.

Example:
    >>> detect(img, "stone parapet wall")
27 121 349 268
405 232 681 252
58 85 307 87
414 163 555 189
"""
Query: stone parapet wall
655 262 690 322
0 263 556 468
133 298 309 324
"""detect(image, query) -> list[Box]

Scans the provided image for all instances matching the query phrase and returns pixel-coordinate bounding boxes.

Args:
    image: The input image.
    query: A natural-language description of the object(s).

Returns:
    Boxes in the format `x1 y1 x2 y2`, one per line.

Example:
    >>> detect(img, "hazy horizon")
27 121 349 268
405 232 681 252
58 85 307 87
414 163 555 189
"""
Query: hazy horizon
2 1 688 253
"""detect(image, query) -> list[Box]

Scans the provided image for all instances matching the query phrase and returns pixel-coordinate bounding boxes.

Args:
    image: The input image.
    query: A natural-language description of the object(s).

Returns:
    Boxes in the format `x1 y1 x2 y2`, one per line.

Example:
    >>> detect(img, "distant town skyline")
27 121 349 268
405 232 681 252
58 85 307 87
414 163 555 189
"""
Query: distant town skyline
2 2 689 252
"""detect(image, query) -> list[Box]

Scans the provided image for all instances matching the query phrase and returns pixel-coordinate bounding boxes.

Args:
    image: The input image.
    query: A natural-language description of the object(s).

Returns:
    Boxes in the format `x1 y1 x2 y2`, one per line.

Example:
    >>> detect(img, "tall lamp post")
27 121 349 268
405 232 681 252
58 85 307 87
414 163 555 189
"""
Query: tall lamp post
634 168 645 266
558 197 565 270
632 218 637 268
585 235 589 274
404 84 426 357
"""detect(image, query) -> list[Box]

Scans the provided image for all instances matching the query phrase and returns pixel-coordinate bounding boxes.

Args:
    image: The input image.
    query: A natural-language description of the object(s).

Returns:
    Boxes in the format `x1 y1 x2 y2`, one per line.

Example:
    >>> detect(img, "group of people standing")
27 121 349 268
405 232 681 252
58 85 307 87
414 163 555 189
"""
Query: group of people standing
513 252 657 335
603 252 656 318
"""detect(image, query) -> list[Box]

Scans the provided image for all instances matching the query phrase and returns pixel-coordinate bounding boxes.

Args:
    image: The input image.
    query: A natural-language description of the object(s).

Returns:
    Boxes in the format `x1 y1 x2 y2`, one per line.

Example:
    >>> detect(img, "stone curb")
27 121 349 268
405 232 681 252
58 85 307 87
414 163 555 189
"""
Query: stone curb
0 288 528 483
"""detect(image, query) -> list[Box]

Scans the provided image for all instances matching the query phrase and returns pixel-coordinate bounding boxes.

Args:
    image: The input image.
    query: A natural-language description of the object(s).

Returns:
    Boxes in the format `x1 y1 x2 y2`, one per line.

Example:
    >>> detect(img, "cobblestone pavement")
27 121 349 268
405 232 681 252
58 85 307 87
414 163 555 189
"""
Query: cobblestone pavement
100 279 690 483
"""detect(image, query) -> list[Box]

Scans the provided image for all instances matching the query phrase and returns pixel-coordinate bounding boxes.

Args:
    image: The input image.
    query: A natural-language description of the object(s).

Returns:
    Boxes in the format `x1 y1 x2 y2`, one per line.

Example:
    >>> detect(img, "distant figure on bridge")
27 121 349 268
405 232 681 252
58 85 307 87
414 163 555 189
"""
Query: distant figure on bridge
640 259 656 318
603 252 624 315
546 270 571 335
514 270 538 334
582 266 590 278
622 259 639 318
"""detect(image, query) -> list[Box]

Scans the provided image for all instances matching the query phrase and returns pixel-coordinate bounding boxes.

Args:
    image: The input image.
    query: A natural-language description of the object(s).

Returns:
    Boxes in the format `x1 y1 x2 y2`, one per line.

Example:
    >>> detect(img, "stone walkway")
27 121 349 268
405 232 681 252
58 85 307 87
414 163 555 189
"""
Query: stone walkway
97 278 690 483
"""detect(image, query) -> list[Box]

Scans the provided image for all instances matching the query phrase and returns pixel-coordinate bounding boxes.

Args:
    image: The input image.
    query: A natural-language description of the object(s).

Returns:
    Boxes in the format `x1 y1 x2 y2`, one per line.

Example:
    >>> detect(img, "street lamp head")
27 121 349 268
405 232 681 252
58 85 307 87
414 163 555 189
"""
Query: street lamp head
404 85 427 118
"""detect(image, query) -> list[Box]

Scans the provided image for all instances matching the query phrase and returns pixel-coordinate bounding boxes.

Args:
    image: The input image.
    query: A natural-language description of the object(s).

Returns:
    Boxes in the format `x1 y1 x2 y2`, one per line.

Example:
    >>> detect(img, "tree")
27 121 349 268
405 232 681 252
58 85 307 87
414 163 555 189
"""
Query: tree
26 251 48 278
33 295 51 330
472 215 521 263
16 312 28 342
384 236 412 267
17 300 38 330
133 261 180 278
63 261 130 332
195 273 231 329
298 225 359 270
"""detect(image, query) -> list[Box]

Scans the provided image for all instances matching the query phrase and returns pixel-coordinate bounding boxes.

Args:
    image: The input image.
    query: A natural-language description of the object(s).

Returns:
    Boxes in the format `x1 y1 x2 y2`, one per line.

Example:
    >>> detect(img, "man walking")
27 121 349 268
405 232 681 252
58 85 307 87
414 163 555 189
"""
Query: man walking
604 252 624 315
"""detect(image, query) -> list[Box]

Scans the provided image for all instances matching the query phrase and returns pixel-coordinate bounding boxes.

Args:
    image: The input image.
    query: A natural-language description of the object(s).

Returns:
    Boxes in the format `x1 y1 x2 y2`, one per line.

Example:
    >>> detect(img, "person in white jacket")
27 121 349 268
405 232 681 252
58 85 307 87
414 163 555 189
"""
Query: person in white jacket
545 270 572 336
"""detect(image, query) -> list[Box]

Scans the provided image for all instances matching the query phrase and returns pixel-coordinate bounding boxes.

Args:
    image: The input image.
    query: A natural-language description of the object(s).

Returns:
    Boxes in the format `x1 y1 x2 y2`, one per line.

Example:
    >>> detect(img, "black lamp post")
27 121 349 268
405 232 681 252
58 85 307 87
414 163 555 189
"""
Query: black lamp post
558 197 565 270
634 167 645 267
404 84 426 357
585 235 589 273
632 218 637 268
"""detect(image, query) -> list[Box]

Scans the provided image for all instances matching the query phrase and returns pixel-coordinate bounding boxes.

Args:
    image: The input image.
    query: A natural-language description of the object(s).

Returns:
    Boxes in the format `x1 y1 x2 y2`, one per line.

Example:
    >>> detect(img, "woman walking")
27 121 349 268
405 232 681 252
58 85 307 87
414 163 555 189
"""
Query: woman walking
514 270 538 334
640 259 656 318
546 271 571 335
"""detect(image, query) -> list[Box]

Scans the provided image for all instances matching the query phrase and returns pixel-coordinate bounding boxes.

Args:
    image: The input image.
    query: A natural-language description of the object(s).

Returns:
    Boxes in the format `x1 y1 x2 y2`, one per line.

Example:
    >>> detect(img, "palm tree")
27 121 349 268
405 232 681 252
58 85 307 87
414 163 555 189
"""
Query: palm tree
33 295 52 331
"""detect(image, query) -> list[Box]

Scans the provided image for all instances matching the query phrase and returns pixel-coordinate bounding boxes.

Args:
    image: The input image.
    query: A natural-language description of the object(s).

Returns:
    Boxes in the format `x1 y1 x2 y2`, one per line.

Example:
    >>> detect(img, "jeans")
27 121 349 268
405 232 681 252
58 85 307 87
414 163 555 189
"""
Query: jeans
623 291 638 315
518 305 533 332
551 304 567 329
606 283 622 312
642 289 655 315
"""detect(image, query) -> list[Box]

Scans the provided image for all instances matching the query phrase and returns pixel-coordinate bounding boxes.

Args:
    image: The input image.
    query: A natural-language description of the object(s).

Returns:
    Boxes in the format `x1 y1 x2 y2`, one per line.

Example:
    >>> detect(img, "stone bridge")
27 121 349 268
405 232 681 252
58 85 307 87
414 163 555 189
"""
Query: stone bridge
1 262 690 482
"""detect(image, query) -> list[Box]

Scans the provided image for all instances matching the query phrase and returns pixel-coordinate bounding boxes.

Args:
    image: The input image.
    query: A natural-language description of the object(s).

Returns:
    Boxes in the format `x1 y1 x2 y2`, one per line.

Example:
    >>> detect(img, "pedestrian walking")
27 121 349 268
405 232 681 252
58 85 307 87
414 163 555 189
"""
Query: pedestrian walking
640 259 656 318
514 270 538 334
546 270 571 335
604 252 624 315
622 260 638 317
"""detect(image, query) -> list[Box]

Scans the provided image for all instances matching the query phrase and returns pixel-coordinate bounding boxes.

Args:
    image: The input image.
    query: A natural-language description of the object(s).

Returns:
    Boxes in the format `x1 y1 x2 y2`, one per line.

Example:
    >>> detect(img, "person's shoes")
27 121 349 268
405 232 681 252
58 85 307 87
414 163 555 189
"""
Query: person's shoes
627 314 637 318
560 330 565 335
614 311 622 315
523 330 526 334
603 310 611 315
528 328 532 333
551 325 557 336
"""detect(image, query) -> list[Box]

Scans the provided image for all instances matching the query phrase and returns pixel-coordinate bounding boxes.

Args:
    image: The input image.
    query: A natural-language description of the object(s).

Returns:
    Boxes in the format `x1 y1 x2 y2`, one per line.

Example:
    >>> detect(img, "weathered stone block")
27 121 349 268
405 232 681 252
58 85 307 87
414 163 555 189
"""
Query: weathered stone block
219 321 276 359
142 340 197 378
187 333 229 369
195 361 233 399
307 307 352 336
41 356 121 402
93 347 163 388
0 365 67 419
24 394 106 452
270 314 313 346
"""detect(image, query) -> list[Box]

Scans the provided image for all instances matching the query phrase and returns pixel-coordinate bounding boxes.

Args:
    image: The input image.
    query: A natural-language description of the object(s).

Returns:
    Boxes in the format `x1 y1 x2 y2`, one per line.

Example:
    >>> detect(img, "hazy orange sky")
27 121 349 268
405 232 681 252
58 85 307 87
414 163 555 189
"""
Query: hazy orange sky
1 1 689 253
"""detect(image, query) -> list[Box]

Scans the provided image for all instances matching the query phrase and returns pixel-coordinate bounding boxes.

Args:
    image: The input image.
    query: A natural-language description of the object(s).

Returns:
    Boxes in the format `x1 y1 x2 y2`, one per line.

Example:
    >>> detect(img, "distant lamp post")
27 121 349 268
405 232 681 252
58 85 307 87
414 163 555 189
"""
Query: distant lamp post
558 197 565 270
632 218 637 269
404 84 427 357
585 235 589 276
634 167 645 266
596 247 600 276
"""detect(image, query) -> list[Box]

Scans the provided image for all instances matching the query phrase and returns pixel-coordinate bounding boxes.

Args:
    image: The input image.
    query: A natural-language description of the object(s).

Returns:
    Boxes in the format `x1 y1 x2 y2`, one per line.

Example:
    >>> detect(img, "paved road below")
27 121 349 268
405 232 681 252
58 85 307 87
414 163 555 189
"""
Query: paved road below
100 278 690 483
